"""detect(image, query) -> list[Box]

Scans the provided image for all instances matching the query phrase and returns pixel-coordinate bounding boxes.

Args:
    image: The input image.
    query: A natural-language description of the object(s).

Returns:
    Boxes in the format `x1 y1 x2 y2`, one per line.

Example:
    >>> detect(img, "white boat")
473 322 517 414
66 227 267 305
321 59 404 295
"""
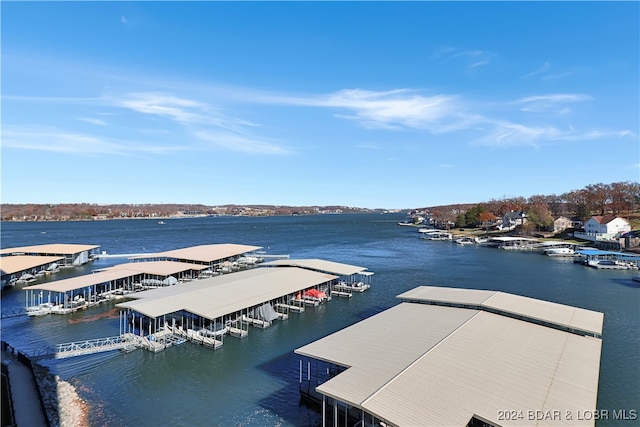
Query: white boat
158 221 166 224
17 273 36 284
335 281 371 293
544 247 576 257
490 237 539 250
418 229 452 241
455 237 475 246
26 302 55 317
587 259 639 270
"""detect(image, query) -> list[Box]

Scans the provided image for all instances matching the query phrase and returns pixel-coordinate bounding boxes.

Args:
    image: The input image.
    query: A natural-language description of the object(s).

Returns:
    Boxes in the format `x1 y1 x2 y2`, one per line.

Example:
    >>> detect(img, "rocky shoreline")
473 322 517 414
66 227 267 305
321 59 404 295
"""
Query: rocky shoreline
32 362 89 427
2 345 89 427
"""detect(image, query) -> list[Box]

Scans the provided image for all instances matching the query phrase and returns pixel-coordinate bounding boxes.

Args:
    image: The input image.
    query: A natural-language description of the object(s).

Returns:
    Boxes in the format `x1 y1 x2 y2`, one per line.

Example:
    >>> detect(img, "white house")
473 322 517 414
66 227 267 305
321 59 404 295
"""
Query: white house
584 216 631 236
574 215 631 247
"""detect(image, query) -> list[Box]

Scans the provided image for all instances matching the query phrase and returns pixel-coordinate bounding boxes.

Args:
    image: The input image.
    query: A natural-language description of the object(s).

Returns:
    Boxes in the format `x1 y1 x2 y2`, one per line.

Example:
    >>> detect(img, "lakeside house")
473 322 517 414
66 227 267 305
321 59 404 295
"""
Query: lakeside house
552 216 573 234
573 216 631 250
498 210 527 231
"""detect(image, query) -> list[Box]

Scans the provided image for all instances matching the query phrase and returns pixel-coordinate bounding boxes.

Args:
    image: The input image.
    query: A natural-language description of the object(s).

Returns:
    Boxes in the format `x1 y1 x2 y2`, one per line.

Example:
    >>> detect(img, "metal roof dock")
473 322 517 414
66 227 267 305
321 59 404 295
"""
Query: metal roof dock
262 259 370 277
295 286 603 427
1 255 64 276
0 243 101 268
128 243 263 264
117 267 337 320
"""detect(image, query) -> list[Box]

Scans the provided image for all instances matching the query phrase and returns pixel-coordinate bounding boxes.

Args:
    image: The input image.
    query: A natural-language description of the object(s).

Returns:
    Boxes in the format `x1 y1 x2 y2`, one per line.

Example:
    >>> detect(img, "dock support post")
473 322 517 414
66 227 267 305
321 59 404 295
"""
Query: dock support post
322 395 326 427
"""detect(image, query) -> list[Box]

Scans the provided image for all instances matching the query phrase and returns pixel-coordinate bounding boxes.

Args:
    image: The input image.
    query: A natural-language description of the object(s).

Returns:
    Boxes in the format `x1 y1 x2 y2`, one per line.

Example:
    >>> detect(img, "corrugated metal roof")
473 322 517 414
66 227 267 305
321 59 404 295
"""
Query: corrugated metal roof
296 303 479 407
0 255 65 275
483 292 603 336
117 267 337 319
397 286 603 336
26 269 140 292
261 259 368 276
128 243 262 263
367 310 601 426
101 261 209 275
298 300 602 427
397 286 495 305
0 244 100 255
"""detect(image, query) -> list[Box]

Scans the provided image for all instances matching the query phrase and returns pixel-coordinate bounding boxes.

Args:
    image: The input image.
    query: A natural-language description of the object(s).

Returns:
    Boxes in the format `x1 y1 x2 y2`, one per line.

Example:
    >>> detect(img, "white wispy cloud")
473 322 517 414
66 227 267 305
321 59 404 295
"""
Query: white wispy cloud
2 126 181 156
521 62 551 79
521 62 573 81
325 89 462 130
77 117 107 126
431 46 494 69
515 93 592 115
541 71 573 81
114 92 258 132
469 59 490 69
253 88 477 133
4 73 634 155
111 92 291 155
240 86 637 148
472 121 634 148
193 130 291 155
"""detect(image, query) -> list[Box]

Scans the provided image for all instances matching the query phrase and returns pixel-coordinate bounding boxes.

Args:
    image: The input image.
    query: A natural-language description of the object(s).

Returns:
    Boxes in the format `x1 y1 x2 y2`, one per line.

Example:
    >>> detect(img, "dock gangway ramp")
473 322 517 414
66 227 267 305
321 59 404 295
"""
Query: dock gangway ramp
54 334 141 359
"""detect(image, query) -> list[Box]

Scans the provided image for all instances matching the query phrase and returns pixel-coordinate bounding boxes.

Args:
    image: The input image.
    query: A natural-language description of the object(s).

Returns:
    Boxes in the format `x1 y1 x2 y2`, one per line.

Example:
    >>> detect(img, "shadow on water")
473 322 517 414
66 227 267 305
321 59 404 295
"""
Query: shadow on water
354 305 388 321
256 351 322 427
610 278 640 289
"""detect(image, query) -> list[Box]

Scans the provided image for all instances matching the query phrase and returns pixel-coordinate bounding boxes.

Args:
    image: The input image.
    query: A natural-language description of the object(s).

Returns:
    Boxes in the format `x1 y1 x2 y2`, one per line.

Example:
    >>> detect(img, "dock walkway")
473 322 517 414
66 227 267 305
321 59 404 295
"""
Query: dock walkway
55 334 141 359
1 349 48 427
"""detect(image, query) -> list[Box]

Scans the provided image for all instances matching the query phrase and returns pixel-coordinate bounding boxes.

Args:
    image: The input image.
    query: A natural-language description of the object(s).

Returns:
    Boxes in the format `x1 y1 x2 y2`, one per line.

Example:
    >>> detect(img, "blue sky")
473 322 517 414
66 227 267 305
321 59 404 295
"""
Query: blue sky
2 2 638 209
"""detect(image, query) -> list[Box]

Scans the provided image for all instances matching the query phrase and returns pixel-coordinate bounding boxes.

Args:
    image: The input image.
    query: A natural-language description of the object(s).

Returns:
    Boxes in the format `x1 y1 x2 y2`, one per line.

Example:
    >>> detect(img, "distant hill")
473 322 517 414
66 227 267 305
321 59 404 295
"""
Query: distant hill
0 203 392 221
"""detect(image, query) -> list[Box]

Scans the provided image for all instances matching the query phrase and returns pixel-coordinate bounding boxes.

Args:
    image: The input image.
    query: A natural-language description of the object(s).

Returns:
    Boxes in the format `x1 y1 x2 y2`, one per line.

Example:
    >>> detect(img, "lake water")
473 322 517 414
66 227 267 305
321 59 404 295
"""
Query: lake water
1 214 638 426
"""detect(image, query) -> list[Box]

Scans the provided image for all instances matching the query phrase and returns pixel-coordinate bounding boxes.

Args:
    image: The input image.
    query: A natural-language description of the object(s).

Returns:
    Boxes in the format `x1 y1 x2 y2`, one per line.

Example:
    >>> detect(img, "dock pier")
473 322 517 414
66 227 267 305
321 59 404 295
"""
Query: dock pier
54 334 142 359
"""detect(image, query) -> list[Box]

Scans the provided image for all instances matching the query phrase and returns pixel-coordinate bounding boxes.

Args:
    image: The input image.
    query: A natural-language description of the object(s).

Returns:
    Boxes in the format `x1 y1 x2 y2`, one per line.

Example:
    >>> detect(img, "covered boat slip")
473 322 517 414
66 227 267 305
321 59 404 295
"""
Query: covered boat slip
99 260 209 283
116 267 339 347
295 286 603 427
1 255 64 285
128 243 263 266
22 260 210 316
263 259 374 295
0 243 101 266
575 249 640 269
488 236 540 250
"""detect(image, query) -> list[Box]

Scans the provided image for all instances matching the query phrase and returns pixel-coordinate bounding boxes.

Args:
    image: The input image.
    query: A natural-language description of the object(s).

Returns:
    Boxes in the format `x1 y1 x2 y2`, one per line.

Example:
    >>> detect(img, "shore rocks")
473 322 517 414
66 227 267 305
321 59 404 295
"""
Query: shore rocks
32 363 89 427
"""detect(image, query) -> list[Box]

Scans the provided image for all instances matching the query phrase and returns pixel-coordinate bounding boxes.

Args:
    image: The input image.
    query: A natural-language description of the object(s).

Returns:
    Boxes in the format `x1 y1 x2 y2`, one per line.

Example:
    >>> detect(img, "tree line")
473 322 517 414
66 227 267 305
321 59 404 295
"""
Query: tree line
432 181 639 232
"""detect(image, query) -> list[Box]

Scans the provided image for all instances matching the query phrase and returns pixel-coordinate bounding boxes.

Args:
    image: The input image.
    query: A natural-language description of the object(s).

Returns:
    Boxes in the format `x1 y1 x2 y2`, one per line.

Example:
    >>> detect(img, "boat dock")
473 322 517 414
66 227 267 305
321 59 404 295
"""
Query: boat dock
21 247 375 359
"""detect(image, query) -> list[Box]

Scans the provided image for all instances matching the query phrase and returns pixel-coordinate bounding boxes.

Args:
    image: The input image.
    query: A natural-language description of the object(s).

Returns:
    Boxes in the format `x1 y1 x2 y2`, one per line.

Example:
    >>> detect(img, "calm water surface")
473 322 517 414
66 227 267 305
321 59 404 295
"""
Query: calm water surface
1 214 638 426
